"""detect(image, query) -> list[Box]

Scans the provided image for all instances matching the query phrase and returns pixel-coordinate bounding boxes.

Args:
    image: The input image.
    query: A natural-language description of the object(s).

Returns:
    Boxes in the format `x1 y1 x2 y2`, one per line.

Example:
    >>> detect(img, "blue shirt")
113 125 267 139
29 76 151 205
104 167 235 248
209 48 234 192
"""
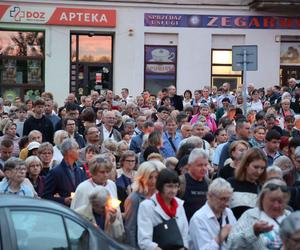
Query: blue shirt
0 179 34 197
161 131 182 158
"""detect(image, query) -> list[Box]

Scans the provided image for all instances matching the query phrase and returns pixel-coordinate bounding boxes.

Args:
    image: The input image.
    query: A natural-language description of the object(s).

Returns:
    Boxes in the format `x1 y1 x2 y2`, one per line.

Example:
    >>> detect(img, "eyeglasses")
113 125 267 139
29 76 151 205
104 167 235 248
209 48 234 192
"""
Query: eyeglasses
265 183 289 193
13 166 27 172
125 160 136 163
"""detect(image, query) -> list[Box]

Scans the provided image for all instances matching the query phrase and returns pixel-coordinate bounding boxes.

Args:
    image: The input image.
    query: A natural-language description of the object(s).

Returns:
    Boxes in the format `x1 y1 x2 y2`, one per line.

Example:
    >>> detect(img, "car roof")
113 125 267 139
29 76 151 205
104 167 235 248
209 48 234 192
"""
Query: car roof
0 195 76 216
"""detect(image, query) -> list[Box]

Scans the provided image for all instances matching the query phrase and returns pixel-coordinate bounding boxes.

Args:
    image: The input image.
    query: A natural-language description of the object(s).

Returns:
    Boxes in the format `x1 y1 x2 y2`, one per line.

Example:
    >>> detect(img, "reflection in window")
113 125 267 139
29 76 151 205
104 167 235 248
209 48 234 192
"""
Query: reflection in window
11 211 68 250
0 31 44 57
66 218 89 250
211 49 242 88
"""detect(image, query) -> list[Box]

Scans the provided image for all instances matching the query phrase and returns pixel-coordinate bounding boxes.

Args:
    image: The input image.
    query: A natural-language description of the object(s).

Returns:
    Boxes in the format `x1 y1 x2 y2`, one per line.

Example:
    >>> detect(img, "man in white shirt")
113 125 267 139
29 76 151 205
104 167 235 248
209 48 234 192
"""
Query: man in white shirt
189 178 237 250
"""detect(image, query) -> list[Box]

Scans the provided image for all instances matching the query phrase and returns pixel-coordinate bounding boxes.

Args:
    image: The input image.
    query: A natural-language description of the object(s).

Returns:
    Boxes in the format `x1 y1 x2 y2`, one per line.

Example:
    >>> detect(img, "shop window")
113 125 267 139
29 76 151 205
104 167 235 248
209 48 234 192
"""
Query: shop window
70 33 113 97
280 41 300 85
211 49 242 90
0 30 44 102
144 45 177 95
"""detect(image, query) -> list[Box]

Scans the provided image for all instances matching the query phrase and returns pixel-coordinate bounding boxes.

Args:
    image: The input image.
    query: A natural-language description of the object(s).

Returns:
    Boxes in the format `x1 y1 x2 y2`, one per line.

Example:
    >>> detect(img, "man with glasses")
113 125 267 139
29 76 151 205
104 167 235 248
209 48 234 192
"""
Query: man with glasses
0 157 34 197
189 178 236 250
156 106 171 125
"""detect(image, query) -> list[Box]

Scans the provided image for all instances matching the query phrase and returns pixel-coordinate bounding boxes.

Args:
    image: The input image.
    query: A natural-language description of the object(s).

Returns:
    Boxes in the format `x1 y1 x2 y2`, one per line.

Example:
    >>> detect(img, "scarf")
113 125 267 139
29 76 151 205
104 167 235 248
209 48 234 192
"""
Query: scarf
156 192 178 218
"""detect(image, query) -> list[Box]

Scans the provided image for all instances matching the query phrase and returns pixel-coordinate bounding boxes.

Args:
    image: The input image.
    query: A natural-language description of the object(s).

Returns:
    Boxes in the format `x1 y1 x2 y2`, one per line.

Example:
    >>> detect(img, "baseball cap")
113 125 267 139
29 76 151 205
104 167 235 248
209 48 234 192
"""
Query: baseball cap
27 141 40 151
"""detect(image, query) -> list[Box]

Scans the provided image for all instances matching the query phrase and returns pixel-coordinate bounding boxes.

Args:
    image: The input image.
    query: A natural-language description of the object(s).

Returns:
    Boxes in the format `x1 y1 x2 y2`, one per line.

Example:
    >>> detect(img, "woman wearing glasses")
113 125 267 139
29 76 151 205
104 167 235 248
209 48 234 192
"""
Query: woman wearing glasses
116 150 137 212
227 178 291 250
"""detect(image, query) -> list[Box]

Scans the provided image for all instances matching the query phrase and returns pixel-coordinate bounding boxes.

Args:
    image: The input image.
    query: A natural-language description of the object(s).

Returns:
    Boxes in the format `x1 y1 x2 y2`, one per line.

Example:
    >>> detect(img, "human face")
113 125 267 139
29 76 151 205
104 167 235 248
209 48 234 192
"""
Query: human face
70 146 79 161
216 130 228 144
184 91 191 99
136 116 146 129
123 156 136 171
104 112 116 127
137 97 144 107
32 133 43 143
85 97 93 107
194 91 201 100
166 121 177 135
34 105 44 116
252 91 259 101
202 88 209 98
282 101 290 111
0 146 13 161
200 107 209 116
262 188 289 218
7 165 27 184
85 150 96 162
286 120 295 131
238 122 251 140
168 86 176 96
266 118 276 131
44 100 53 115
232 143 248 161
161 183 179 202
208 192 232 215
189 156 209 180
160 110 170 120
254 128 266 142
294 157 300 172
92 167 111 185
246 159 266 183
6 125 16 137
146 171 159 194
66 120 76 134
264 101 271 110
17 110 27 120
181 126 192 138
86 128 100 143
28 162 42 176
39 149 53 165
192 125 205 138
124 125 135 135
143 91 150 100
121 89 128 99
266 139 280 154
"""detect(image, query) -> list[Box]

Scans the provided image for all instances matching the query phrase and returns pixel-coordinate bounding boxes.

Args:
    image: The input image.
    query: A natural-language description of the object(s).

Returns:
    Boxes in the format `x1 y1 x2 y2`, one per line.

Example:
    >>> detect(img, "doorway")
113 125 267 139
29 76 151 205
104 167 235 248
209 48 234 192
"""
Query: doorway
70 33 113 97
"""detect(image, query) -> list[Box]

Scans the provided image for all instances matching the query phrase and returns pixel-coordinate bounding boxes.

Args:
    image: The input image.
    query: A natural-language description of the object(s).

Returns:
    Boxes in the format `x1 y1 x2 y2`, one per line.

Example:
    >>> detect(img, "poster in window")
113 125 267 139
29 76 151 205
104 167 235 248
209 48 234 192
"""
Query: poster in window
280 43 300 65
27 60 42 83
145 46 177 63
2 59 17 84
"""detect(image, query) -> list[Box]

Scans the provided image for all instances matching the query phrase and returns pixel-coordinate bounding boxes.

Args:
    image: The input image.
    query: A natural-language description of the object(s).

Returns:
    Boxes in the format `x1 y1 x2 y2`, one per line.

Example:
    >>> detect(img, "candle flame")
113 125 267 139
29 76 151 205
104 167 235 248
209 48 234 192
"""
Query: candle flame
108 198 121 209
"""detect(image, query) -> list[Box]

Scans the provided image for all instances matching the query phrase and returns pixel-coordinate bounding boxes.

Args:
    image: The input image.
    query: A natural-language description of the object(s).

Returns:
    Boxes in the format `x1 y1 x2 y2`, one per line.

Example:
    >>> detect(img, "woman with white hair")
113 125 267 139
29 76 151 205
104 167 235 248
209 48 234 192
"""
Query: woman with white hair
189 178 237 250
0 120 20 156
280 211 300 250
25 156 44 197
227 178 291 249
75 186 125 242
52 130 68 164
124 160 165 248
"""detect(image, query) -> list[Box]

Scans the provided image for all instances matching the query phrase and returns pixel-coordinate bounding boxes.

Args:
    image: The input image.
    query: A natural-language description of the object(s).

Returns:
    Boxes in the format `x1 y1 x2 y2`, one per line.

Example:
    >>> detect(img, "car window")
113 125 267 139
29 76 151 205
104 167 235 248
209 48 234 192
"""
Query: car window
10 211 68 250
65 218 89 250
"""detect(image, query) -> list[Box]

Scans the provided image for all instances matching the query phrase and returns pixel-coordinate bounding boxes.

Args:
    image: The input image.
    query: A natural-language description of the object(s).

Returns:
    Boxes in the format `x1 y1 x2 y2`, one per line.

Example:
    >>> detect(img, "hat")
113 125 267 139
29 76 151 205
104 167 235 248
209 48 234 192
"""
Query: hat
27 141 40 151
222 97 231 103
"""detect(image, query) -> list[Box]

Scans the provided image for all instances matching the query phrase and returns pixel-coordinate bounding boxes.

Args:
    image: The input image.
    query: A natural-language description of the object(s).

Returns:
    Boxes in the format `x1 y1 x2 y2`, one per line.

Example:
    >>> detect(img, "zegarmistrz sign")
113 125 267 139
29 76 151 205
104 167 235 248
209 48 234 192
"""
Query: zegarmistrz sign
144 13 300 29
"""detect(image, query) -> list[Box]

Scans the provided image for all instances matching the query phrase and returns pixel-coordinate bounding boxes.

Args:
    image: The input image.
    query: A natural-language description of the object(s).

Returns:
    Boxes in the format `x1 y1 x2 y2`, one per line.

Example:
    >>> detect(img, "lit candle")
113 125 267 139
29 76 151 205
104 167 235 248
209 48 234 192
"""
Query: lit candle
108 198 121 209
70 192 75 199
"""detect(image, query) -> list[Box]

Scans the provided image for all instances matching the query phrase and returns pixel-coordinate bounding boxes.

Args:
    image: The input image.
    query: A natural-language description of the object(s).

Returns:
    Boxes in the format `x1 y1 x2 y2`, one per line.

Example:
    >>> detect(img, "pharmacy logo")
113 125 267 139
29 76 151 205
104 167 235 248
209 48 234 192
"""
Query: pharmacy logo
9 6 46 22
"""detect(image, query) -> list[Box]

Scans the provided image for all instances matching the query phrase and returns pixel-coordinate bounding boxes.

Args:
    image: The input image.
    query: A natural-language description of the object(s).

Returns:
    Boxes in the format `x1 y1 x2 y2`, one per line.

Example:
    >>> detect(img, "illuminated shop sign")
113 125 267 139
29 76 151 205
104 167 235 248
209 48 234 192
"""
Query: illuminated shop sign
145 13 300 29
0 4 116 27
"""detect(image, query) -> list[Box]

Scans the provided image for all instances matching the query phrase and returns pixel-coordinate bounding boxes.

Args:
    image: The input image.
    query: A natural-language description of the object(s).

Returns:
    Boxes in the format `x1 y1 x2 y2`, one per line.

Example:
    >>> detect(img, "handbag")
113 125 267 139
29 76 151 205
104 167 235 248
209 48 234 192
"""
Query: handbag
152 200 184 250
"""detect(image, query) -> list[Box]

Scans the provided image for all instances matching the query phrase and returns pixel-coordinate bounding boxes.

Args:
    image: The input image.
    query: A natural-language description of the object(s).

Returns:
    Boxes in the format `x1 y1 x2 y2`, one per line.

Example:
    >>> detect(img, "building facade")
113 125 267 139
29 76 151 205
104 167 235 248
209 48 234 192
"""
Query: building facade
0 0 300 105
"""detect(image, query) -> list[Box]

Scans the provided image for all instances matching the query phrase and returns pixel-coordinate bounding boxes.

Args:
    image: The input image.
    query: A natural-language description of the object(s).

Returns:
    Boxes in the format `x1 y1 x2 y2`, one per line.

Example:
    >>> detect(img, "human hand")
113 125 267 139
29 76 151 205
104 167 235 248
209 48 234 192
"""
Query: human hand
107 207 117 223
64 196 72 206
220 224 232 243
253 220 273 236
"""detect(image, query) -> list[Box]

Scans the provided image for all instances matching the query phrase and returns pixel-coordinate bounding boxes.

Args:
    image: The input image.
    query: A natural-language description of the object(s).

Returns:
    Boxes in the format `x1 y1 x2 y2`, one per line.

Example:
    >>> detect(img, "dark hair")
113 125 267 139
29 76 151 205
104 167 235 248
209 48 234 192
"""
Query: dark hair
65 102 79 112
184 90 192 99
256 111 266 121
80 107 96 122
1 139 13 148
16 104 28 112
161 88 168 93
157 106 170 113
236 117 248 130
156 168 179 192
285 115 295 123
202 133 215 144
33 99 45 106
63 117 76 129
18 136 29 150
85 144 100 155
176 112 188 123
176 143 195 159
289 137 300 150
215 128 226 136
266 129 281 141
142 121 154 129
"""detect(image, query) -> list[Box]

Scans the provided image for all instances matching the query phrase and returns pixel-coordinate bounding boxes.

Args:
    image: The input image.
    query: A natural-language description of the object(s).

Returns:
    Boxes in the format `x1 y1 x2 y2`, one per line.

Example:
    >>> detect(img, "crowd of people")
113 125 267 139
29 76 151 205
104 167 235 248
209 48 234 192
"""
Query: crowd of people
0 79 300 249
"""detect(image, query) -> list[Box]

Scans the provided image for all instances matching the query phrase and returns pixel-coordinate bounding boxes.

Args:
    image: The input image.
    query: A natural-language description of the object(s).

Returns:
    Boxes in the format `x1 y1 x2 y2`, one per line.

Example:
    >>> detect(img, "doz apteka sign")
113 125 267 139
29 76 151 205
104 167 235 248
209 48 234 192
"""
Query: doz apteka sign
0 4 116 27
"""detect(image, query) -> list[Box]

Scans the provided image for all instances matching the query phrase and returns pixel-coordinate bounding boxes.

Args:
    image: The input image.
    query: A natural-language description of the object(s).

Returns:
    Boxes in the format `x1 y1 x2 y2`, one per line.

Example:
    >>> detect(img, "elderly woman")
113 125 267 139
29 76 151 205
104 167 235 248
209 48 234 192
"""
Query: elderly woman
25 156 45 197
52 130 68 164
138 169 189 250
124 160 166 248
189 178 237 250
38 142 56 176
71 155 118 210
227 178 291 250
280 211 300 250
228 147 267 219
115 140 129 164
116 150 137 212
75 186 124 242
0 120 19 157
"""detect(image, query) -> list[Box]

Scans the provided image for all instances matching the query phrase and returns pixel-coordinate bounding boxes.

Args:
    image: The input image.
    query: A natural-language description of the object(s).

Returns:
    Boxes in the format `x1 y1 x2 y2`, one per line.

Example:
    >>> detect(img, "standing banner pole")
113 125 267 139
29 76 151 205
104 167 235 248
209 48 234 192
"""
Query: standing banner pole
242 49 248 116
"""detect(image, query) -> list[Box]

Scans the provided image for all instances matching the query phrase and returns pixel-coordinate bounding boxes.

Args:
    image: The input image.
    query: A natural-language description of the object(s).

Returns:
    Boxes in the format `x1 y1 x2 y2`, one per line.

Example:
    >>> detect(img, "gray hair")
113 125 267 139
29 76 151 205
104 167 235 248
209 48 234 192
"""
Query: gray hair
192 121 204 129
25 156 42 169
280 211 300 248
256 178 290 210
267 165 283 177
89 186 110 205
60 138 78 156
188 148 208 164
179 136 203 149
124 118 136 127
208 178 233 195
53 130 68 146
